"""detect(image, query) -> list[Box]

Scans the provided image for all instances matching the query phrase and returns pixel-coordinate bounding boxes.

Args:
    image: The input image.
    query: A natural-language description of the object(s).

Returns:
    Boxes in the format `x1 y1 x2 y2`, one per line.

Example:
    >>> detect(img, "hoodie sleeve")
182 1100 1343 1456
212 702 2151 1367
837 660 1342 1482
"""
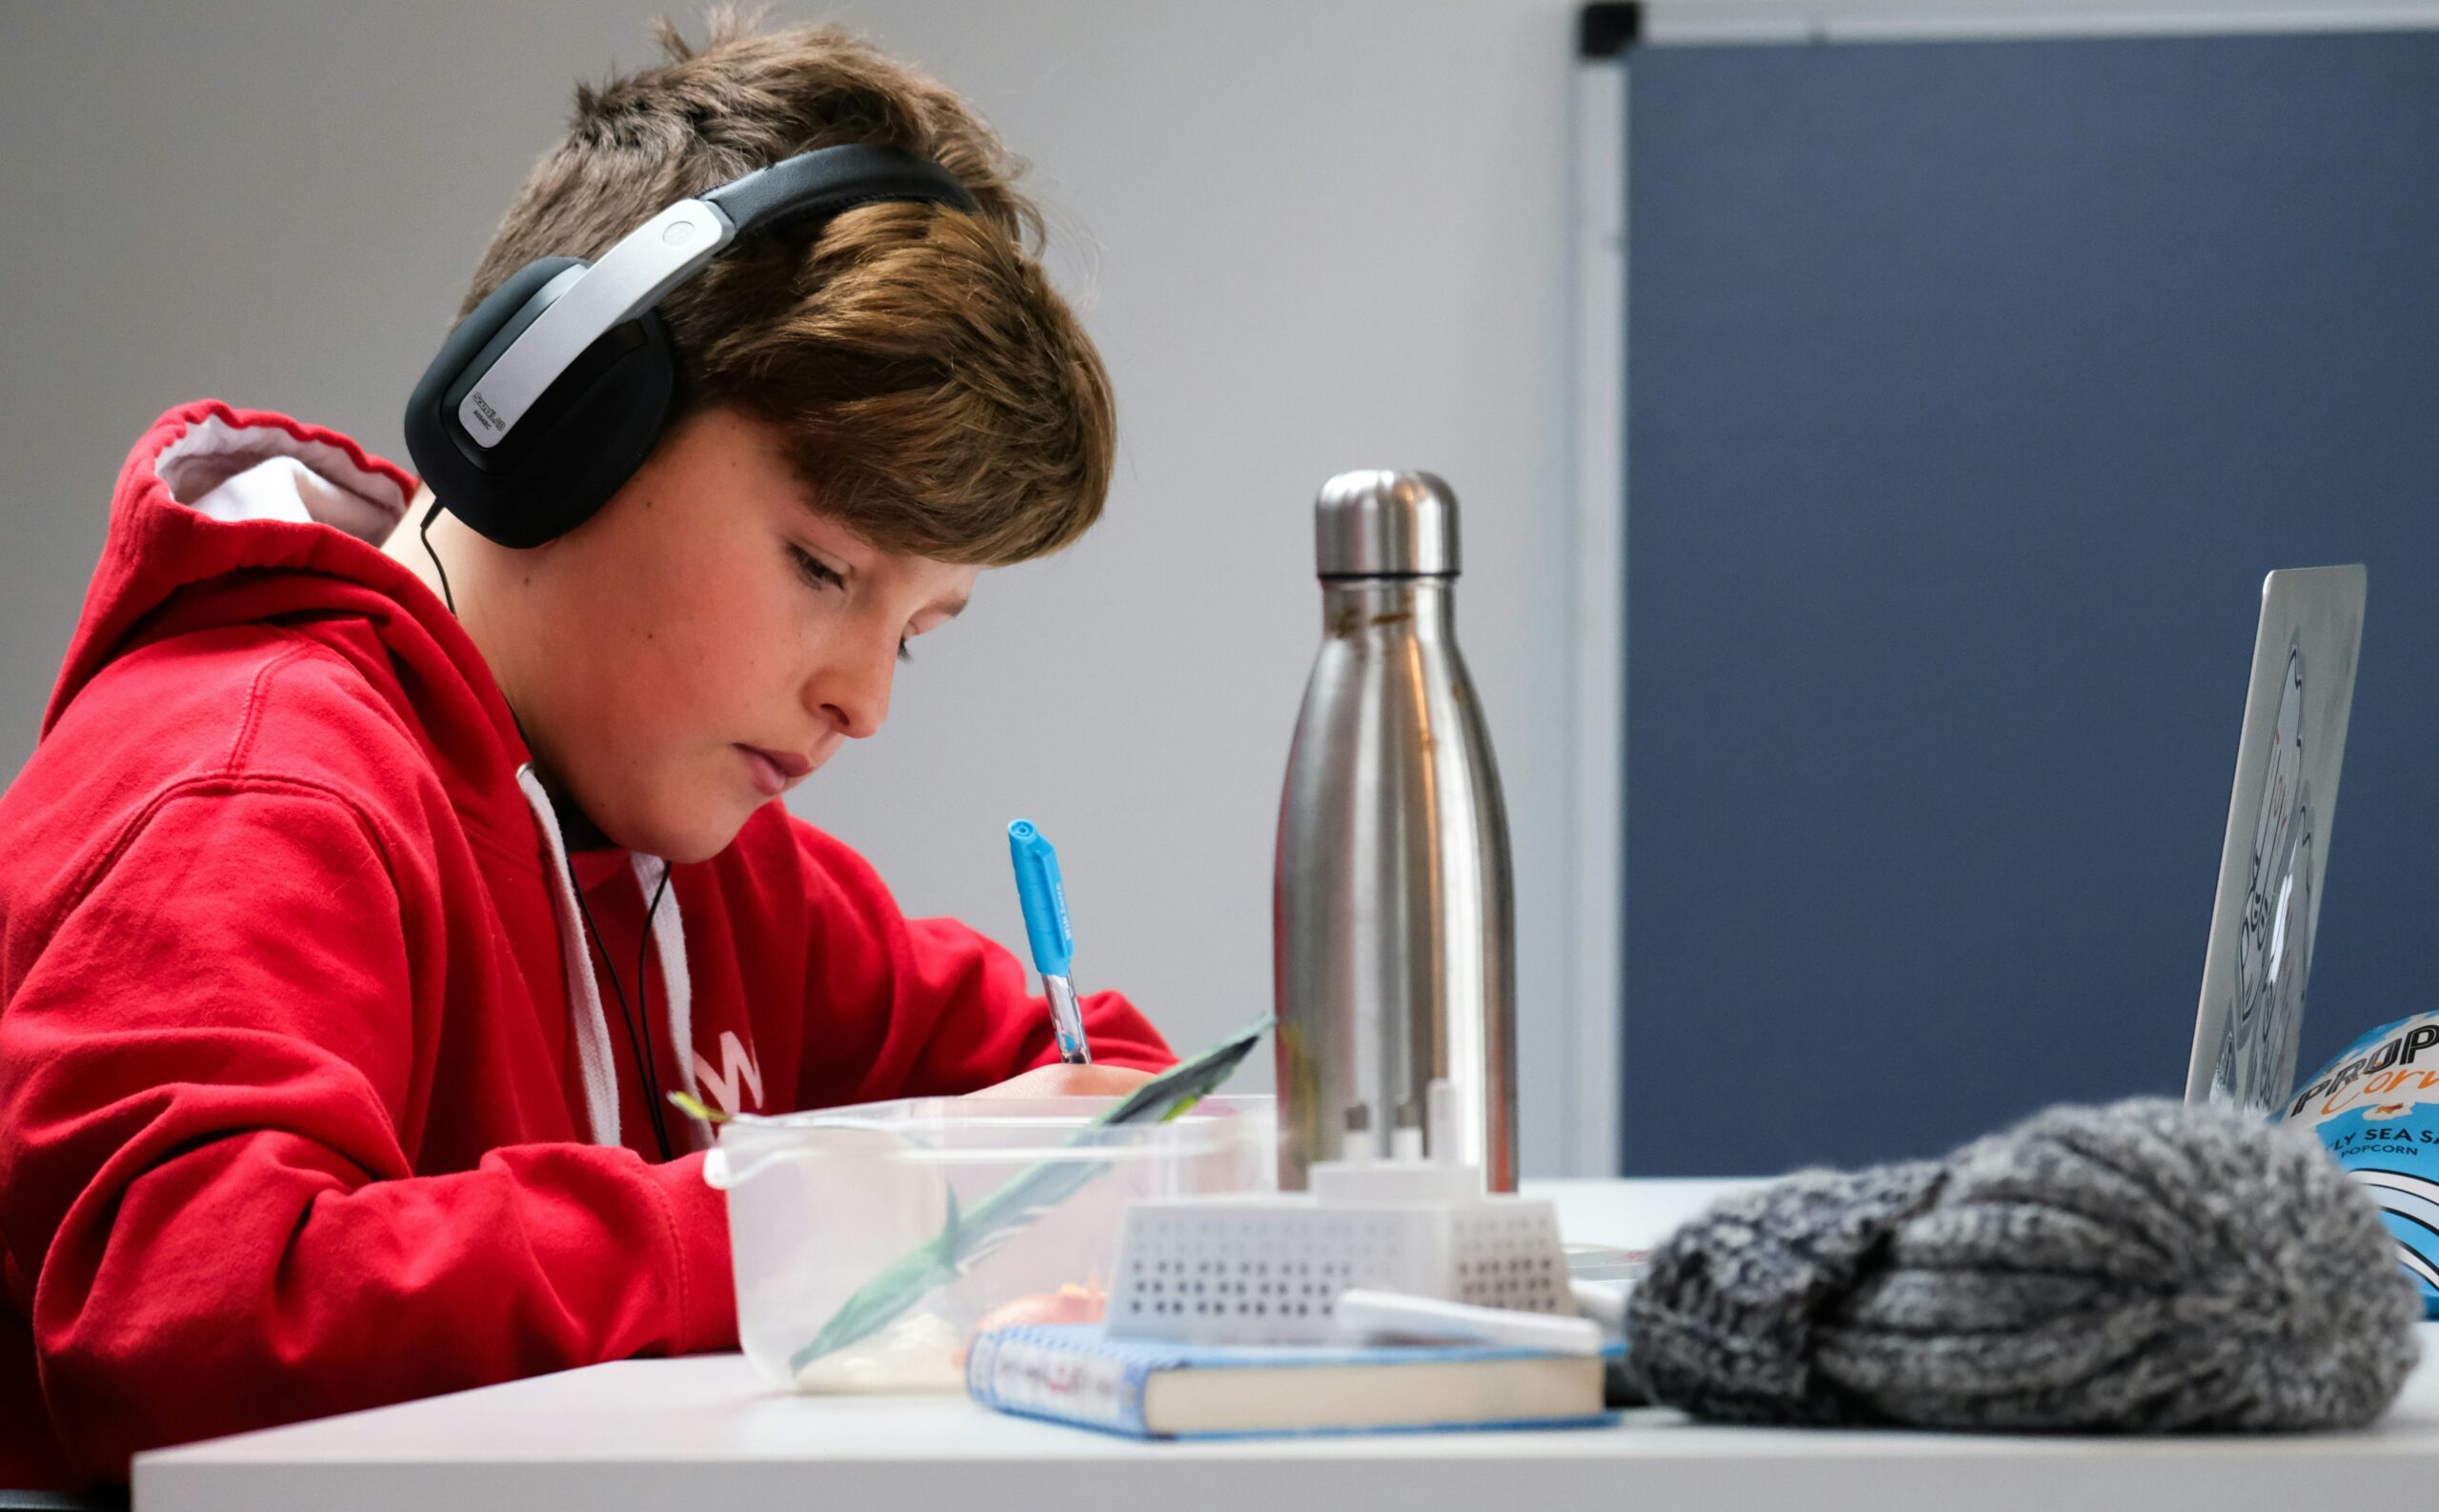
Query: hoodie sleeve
0 786 733 1481
785 818 1176 1108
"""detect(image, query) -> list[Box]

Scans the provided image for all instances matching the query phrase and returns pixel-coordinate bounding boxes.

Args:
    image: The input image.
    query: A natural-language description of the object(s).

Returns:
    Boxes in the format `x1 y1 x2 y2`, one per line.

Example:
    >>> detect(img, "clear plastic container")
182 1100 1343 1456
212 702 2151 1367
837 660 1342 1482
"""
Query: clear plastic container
703 1094 1274 1393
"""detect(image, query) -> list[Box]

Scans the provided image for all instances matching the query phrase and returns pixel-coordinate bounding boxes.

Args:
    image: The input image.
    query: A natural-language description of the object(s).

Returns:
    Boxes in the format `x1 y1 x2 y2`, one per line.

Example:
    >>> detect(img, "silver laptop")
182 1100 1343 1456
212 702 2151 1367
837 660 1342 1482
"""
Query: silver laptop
2186 565 2367 1112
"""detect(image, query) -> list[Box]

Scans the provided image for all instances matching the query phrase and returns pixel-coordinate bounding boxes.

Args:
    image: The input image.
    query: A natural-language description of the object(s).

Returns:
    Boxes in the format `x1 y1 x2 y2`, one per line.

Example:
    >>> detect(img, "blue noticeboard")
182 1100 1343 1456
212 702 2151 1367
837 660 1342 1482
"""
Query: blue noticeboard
1622 29 2439 1175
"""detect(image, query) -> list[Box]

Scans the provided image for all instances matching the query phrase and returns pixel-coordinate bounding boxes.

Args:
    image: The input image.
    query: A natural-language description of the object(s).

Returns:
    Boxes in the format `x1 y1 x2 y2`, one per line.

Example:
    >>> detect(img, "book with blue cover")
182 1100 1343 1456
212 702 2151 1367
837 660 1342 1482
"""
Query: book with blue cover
966 1322 1618 1440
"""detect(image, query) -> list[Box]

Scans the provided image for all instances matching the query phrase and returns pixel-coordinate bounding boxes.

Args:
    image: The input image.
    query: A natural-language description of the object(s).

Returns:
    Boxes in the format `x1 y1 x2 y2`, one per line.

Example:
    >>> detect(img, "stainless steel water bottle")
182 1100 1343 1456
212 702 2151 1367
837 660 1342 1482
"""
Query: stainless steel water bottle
1273 470 1518 1191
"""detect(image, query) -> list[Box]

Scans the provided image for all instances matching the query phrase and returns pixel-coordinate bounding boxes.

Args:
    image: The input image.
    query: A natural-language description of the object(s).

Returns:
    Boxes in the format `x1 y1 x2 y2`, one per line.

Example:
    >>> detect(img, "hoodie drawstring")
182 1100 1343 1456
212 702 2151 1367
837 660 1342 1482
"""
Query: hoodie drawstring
516 764 691 1150
631 852 700 1150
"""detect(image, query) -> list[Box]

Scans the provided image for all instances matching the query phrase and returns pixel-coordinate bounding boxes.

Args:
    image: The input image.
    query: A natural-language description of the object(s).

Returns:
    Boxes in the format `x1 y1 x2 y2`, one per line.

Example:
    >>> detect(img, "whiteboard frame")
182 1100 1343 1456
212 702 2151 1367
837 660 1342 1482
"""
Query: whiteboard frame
1641 0 2439 45
1565 47 1627 1177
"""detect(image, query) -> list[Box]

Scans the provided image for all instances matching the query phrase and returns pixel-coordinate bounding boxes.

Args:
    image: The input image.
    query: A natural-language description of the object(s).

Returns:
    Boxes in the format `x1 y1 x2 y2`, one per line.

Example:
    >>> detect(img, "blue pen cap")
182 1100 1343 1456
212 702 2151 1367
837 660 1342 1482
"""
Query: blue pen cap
1007 819 1074 978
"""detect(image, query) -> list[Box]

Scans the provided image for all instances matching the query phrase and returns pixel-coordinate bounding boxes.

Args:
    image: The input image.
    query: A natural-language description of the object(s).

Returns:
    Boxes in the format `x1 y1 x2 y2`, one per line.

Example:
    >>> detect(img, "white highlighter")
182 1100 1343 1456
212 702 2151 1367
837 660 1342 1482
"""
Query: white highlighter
1335 1288 1606 1357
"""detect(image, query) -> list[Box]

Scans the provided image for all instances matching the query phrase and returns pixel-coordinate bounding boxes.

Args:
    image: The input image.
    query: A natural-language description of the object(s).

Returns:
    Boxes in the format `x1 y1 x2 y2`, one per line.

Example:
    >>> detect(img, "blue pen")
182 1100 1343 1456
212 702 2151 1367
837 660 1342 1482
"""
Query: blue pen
1008 819 1092 1064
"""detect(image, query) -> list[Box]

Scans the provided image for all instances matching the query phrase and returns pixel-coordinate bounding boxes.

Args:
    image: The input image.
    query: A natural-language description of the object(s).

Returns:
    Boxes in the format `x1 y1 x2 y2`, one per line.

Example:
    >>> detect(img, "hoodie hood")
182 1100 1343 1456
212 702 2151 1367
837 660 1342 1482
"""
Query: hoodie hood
45 399 676 1148
52 403 418 726
45 401 539 821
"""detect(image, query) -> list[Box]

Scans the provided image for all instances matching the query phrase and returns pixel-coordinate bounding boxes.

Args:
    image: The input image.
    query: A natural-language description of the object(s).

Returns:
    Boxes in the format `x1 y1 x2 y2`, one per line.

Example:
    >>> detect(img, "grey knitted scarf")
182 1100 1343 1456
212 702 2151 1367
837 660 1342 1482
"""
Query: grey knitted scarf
1623 1098 2421 1432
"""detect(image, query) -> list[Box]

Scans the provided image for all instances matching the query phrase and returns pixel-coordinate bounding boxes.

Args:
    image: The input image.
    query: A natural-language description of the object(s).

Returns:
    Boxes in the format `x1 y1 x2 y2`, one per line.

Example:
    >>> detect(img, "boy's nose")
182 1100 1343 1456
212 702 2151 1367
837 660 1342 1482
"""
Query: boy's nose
804 635 894 740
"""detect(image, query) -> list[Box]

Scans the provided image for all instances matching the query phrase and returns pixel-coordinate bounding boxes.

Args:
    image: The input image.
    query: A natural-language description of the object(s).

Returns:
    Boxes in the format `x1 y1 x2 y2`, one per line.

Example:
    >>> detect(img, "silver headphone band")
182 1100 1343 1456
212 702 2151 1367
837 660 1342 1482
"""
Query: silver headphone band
455 198 737 449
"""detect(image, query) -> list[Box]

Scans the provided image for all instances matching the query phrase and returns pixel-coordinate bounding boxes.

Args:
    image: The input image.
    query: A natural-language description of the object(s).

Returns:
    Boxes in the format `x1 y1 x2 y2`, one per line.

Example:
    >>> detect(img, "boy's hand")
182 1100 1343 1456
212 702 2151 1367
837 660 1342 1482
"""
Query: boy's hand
966 1062 1156 1099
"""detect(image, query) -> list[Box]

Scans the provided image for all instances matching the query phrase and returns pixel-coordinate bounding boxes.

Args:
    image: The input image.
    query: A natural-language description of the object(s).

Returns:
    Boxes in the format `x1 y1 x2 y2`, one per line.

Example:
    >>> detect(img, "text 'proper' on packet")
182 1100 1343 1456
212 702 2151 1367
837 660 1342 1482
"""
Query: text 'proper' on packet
2287 1009 2439 1317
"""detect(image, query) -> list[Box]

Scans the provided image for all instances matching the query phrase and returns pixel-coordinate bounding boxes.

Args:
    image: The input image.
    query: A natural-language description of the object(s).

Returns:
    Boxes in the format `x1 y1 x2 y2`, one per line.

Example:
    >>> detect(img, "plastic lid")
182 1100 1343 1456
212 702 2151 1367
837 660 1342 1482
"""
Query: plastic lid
1313 470 1460 577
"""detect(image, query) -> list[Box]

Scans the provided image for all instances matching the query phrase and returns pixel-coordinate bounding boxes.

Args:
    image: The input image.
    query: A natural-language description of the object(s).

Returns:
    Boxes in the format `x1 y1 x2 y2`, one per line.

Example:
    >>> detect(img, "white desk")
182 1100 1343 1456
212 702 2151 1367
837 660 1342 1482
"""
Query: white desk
133 1179 2439 1512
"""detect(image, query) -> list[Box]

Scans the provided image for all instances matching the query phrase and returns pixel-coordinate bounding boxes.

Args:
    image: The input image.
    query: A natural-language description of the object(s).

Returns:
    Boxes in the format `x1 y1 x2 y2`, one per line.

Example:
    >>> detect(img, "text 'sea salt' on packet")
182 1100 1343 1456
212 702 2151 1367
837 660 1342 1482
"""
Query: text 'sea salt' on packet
2285 1010 2439 1317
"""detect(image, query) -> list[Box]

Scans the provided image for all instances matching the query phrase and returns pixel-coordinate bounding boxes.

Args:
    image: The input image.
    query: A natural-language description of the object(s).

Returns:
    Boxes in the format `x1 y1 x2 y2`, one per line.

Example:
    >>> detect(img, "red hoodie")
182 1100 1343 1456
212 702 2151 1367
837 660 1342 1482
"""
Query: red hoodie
0 400 1174 1488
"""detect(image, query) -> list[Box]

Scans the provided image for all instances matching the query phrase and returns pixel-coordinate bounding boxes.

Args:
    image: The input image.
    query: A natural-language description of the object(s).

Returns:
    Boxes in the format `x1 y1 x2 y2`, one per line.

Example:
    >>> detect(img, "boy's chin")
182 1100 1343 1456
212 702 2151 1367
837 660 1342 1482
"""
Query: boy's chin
655 812 756 866
646 830 740 866
602 793 756 866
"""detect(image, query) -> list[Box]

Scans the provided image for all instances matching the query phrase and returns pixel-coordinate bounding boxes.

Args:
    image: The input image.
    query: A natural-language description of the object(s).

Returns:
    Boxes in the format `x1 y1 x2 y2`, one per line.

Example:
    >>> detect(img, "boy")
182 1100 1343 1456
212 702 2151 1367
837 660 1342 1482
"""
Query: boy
0 12 1172 1491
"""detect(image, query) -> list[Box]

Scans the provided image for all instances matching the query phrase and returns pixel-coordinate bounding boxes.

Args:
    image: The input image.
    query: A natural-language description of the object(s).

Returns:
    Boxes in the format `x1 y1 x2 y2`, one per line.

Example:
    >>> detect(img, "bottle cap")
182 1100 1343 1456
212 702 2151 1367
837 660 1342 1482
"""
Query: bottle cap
1313 470 1460 577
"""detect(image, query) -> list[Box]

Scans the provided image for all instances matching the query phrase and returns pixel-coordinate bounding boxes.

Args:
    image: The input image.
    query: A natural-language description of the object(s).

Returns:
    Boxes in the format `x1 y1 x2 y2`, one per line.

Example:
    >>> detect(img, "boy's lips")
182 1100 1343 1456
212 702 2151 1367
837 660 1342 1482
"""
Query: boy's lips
736 744 813 797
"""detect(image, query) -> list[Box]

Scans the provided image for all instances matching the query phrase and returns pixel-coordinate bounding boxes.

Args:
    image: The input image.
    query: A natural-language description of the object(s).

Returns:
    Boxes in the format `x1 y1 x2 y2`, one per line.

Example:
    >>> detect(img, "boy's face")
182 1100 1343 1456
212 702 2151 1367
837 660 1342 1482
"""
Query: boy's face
498 404 978 863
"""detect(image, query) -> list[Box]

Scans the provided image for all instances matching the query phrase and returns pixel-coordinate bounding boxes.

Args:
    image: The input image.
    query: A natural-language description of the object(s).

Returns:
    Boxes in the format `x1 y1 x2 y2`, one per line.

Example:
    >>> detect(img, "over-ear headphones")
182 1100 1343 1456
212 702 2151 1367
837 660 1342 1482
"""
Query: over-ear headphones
404 142 978 549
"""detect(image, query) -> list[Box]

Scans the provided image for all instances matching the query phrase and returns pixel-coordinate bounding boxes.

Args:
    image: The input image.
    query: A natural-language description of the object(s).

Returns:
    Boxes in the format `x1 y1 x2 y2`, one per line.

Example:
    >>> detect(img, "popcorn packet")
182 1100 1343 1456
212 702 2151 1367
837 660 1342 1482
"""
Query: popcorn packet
2285 1010 2439 1317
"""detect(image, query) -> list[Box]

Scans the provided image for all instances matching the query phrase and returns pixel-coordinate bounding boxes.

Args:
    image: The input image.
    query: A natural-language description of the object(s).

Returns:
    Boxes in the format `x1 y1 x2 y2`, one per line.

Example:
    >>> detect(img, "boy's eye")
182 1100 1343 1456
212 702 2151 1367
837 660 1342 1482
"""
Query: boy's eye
794 542 917 663
788 544 843 591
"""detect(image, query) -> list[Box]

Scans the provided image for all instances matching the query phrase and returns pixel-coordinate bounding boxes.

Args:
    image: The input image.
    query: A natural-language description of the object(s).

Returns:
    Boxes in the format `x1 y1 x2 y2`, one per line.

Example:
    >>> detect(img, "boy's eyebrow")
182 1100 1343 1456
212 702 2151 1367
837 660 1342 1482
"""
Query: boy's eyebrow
784 484 969 621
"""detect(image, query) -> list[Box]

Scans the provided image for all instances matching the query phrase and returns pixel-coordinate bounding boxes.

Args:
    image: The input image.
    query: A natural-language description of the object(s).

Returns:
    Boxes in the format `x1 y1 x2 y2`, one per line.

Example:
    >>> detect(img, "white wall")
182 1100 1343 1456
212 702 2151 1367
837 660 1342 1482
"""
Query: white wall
0 1 1593 1172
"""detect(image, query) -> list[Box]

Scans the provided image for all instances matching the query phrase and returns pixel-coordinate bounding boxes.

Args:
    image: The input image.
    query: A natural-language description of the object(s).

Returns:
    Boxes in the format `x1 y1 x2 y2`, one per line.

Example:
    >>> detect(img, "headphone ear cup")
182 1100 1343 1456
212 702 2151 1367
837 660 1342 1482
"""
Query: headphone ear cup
496 308 676 548
403 257 677 549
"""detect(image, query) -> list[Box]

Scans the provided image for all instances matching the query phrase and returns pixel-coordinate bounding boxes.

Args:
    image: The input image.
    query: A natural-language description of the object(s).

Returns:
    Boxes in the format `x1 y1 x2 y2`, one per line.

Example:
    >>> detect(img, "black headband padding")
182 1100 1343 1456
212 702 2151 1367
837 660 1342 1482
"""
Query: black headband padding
704 141 978 239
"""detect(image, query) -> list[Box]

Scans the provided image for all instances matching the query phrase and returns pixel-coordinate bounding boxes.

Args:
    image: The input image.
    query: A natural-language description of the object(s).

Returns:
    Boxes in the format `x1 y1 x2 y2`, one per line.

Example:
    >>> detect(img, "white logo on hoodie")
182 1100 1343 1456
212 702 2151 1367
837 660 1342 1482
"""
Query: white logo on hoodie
693 1031 766 1118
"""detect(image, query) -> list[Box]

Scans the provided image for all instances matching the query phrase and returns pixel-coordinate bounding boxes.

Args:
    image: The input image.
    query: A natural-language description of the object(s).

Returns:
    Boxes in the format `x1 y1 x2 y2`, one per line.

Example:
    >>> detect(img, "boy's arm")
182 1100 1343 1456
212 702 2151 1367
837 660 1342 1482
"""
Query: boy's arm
0 789 732 1481
787 818 1176 1109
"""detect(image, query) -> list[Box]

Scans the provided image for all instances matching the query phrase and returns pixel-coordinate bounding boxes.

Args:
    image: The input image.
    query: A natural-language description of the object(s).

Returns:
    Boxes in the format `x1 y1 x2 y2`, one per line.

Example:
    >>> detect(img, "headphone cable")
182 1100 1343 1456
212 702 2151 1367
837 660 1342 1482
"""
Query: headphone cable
427 499 677 1156
637 863 676 1149
419 498 458 616
574 875 675 1162
424 496 676 1159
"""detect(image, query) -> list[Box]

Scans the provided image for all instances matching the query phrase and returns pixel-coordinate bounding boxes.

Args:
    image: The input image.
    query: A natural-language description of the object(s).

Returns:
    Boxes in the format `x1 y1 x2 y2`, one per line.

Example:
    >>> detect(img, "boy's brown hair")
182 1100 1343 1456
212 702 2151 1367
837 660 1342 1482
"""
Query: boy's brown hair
459 7 1113 565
